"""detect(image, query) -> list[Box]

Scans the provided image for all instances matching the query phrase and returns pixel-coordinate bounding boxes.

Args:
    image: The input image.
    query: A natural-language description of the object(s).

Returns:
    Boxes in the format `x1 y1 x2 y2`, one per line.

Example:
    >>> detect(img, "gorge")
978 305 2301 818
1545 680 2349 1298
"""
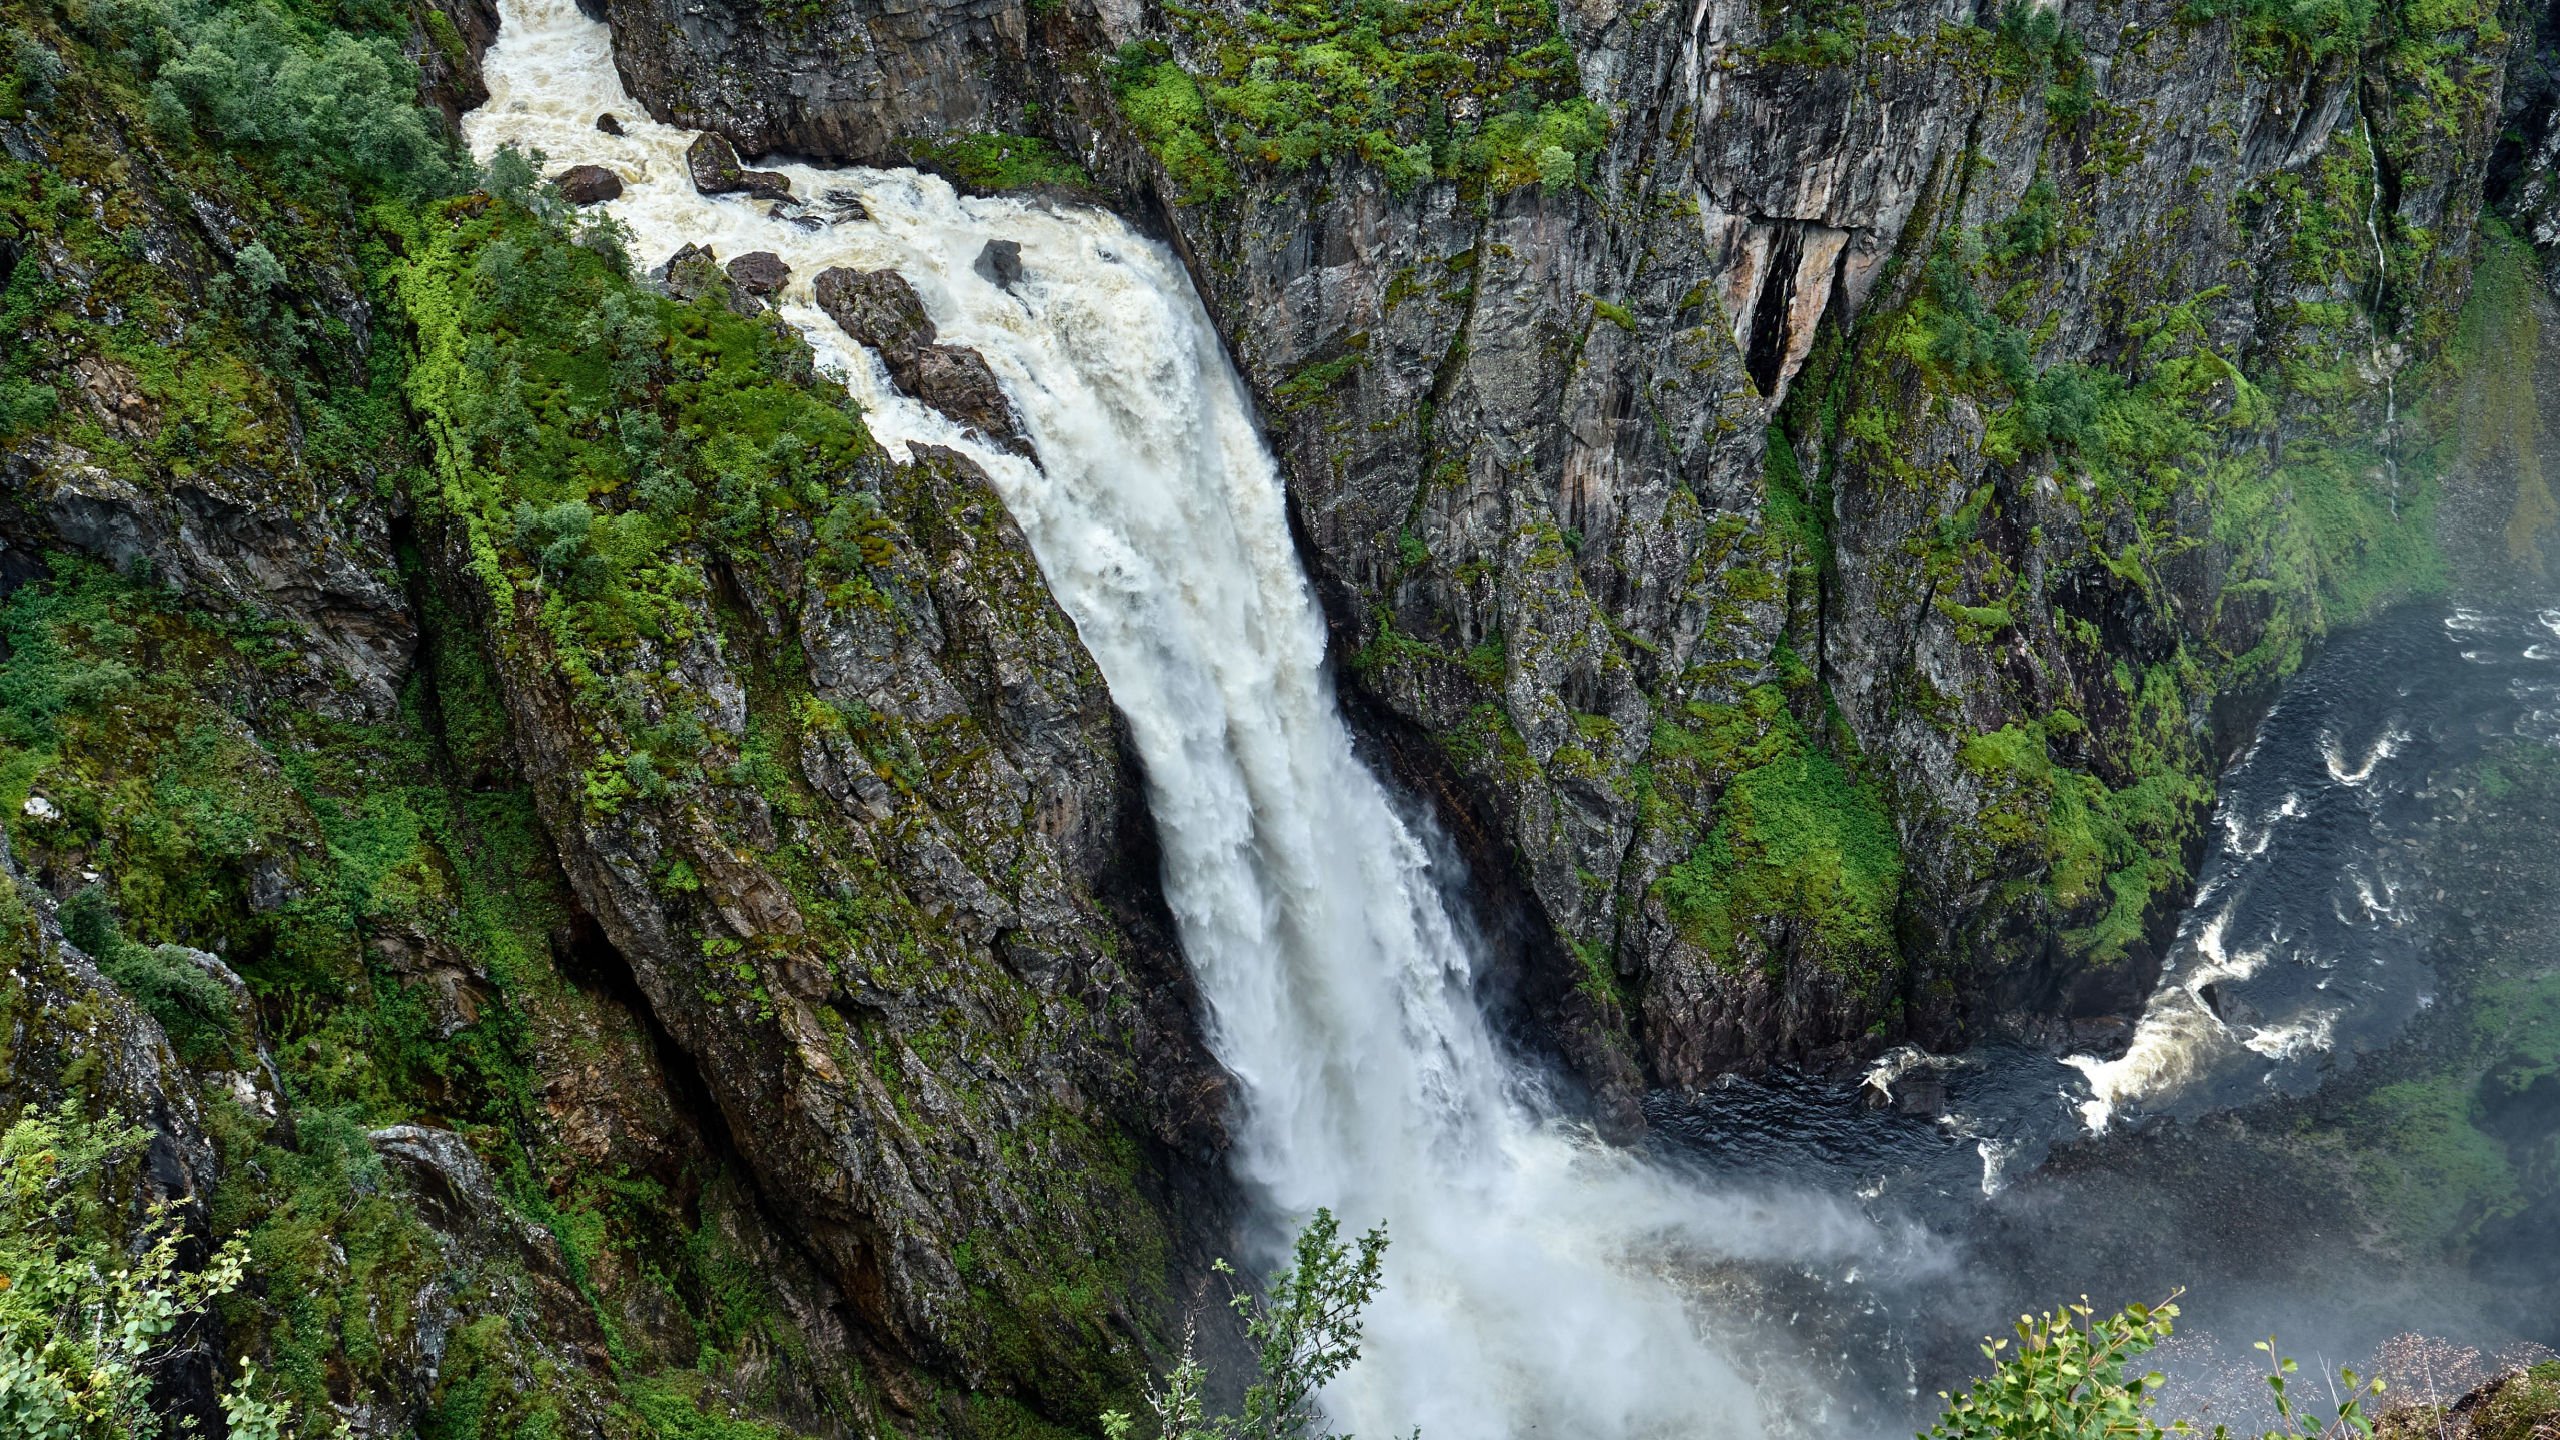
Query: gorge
1 0 2557 1434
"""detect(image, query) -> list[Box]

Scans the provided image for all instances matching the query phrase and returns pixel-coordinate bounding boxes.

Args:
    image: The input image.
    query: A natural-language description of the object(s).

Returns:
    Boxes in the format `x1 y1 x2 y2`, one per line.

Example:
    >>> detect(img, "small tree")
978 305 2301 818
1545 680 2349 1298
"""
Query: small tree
1104 1209 1404 1440
1926 1294 2386 1440
0 1104 329 1438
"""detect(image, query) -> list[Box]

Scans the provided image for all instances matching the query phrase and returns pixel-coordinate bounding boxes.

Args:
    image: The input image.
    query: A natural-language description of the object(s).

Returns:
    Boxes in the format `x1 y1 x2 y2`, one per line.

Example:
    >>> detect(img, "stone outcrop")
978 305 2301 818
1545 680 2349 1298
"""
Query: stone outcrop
974 237 1024 289
813 264 1035 453
815 264 937 353
726 248 791 296
583 0 1061 162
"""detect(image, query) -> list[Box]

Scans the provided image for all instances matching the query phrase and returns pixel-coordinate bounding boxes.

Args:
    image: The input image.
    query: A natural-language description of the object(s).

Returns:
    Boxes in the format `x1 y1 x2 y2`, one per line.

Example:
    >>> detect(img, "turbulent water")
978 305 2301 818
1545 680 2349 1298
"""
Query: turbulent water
1657 598 2560 1428
458 6 1909 1435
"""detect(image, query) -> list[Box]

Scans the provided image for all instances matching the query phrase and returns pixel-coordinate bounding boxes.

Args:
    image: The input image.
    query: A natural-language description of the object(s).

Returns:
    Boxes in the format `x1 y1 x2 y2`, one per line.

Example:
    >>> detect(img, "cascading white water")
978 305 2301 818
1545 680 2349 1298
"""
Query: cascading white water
461 4 1885 1434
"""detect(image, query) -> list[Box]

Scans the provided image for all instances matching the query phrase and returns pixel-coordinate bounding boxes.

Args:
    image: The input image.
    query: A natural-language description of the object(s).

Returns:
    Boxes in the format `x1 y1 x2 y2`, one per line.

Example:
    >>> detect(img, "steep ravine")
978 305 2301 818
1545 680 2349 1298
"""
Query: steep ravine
2 0 2557 1435
579 0 2544 1112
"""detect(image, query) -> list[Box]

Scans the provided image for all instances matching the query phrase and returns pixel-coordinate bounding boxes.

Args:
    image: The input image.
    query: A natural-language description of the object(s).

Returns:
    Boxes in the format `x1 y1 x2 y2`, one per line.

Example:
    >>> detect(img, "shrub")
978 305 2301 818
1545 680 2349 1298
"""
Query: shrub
1102 1209 1395 1440
146 0 462 197
1927 1298 2384 1440
60 884 237 1049
0 1103 317 1440
7 27 67 112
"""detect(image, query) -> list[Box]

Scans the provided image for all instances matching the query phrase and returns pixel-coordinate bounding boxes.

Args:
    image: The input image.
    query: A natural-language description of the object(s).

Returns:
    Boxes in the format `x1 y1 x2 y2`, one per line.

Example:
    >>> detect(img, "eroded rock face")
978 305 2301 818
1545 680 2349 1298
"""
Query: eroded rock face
433 422 1213 1412
585 0 1048 161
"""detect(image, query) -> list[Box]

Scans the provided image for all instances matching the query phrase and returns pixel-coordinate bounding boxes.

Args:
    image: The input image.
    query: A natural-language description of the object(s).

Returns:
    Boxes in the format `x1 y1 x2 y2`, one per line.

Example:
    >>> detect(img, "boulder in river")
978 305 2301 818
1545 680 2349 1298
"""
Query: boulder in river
899 344 1032 458
594 112 624 135
685 132 792 201
552 164 622 205
726 251 791 297
661 243 755 314
813 266 935 358
973 238 1024 290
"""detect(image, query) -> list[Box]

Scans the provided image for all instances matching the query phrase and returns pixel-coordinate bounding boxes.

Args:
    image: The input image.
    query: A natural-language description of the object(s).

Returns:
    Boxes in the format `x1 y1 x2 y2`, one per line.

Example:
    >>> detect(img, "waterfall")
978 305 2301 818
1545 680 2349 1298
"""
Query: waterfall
460 7 1881 1433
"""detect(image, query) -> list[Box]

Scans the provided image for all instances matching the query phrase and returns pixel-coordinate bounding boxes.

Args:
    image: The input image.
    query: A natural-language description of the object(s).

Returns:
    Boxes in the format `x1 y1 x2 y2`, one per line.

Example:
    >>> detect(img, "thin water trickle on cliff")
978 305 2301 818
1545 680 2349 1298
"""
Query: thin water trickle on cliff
461 4 1902 1434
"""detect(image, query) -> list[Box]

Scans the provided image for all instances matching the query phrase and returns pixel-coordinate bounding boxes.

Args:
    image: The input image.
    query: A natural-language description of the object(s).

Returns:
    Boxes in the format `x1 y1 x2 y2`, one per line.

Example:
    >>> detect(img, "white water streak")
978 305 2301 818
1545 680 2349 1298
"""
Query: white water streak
459 5 1886 1433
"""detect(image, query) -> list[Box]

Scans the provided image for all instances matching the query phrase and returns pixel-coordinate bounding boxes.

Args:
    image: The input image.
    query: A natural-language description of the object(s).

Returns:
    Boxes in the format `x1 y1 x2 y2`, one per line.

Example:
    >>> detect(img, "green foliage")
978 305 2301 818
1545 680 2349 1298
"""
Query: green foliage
76 0 469 197
1653 687 1902 984
1113 0 1605 201
59 883 237 1051
402 173 873 740
1102 1209 1397 1440
1960 681 2210 961
0 1103 328 1439
1110 45 1235 203
1748 0 1865 65
618 1376 798 1439
1926 1298 2383 1439
2459 1363 2560 1440
1979 3 2093 119
2178 0 2378 61
6 26 67 112
906 131 1091 191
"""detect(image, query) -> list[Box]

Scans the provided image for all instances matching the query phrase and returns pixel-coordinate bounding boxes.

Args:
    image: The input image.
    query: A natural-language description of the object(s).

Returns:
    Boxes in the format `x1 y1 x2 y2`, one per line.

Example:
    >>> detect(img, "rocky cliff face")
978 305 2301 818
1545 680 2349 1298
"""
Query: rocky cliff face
587 0 2526 1103
0 3 1226 1432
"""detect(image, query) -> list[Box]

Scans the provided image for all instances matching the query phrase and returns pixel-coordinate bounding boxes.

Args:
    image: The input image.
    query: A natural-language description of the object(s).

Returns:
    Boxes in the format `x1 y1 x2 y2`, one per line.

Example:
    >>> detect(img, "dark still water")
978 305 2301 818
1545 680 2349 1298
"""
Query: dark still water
1650 599 2560 1433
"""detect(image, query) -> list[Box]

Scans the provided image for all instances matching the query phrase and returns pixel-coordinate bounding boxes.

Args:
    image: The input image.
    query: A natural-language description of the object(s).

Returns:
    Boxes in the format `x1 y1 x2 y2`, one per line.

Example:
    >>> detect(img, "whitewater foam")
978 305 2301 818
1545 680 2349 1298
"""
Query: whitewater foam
2322 723 2408 787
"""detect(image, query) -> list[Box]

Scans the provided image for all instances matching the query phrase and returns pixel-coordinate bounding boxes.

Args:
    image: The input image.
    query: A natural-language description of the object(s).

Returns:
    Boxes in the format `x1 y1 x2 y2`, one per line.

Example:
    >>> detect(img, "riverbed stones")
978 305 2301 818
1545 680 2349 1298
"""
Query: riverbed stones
973 238 1023 290
813 266 934 356
726 251 790 297
685 132 791 201
900 345 1032 457
552 164 622 205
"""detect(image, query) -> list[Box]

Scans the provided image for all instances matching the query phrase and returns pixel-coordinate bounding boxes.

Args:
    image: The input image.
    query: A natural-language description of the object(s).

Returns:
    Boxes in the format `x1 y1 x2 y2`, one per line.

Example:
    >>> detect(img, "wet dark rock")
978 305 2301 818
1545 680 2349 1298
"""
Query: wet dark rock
822 187 869 222
809 270 1027 449
813 265 934 356
1891 1073 1949 1119
552 163 622 205
685 131 791 201
973 237 1023 290
899 345 1032 457
595 111 624 135
2197 983 2260 1027
726 250 791 296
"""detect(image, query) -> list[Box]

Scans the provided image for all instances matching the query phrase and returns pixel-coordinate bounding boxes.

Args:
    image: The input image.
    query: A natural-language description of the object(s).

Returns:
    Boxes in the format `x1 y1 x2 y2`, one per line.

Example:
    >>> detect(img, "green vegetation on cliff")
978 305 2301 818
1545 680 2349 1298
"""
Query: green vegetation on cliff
1652 684 1904 992
1108 0 1604 202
